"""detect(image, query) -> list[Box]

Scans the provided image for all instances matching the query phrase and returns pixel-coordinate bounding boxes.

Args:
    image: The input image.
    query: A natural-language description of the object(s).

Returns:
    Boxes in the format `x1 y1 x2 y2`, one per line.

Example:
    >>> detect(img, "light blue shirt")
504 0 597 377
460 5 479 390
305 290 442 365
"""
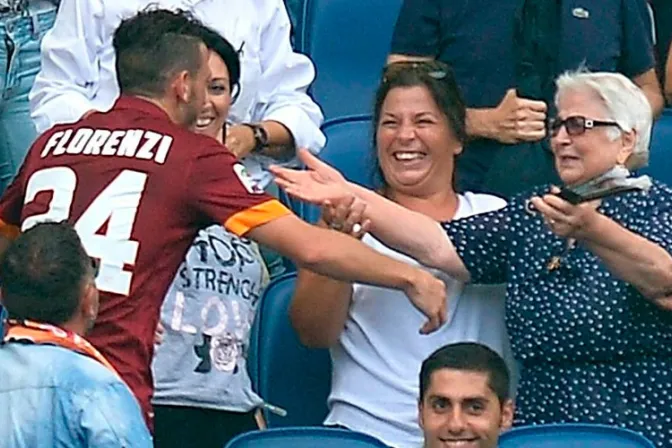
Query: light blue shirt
0 343 152 447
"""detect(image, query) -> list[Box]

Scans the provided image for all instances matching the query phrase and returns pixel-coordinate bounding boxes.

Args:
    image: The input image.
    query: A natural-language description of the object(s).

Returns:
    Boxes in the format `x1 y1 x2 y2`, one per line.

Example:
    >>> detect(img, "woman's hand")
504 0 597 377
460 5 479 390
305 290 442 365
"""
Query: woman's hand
529 186 600 240
225 124 256 158
270 148 353 205
322 196 371 240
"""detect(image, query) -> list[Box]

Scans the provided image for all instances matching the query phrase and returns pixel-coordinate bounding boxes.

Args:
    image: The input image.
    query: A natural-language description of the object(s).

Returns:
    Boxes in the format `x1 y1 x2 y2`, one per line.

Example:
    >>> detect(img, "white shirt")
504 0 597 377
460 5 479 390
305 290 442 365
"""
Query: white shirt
325 193 516 448
29 0 325 187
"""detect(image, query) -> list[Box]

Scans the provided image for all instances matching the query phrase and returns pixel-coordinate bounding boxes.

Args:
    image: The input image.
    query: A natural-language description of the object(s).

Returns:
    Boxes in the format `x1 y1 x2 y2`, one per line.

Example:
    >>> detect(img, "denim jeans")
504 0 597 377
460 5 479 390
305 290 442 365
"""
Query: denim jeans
0 1 57 194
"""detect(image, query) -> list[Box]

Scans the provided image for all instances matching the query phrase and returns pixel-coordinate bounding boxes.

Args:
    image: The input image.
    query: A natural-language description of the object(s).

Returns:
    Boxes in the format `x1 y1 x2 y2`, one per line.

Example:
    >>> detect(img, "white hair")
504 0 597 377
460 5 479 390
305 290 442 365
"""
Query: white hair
554 70 652 169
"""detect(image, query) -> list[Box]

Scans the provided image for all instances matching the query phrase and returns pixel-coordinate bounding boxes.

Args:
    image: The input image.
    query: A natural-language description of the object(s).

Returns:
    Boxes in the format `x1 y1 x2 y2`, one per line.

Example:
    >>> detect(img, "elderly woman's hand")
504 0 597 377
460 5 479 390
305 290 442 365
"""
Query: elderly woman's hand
322 196 371 239
530 186 601 240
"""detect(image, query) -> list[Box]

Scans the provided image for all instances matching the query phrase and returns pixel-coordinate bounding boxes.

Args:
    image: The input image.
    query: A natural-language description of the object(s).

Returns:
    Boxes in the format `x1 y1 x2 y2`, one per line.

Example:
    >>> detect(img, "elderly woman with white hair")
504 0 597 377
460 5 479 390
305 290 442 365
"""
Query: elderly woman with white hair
272 71 672 446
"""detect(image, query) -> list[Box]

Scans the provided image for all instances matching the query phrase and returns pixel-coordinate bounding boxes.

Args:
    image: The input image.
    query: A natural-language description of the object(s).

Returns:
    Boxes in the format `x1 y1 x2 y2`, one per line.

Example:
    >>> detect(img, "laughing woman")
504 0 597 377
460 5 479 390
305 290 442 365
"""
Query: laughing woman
289 61 515 448
273 71 672 447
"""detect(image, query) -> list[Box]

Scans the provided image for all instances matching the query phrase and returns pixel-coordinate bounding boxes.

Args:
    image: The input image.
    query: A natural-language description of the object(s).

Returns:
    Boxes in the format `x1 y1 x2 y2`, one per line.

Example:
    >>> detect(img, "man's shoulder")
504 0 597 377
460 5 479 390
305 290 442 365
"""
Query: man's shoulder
0 344 121 392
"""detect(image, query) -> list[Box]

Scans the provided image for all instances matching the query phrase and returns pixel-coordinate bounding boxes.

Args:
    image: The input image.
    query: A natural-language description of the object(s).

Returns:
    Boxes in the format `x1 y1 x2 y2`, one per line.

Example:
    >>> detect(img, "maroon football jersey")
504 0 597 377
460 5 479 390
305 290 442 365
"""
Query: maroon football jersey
0 96 290 424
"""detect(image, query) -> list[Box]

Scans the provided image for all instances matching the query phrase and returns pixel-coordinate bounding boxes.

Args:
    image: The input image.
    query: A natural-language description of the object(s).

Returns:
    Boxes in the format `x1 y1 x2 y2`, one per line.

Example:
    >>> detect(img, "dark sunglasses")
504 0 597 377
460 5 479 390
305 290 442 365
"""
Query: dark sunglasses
549 115 621 137
382 61 448 83
90 257 100 279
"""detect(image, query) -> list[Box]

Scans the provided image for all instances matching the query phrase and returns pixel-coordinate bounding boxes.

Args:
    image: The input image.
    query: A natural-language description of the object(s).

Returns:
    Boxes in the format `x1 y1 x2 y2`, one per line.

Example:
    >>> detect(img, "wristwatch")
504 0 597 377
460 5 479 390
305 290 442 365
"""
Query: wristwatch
241 123 269 153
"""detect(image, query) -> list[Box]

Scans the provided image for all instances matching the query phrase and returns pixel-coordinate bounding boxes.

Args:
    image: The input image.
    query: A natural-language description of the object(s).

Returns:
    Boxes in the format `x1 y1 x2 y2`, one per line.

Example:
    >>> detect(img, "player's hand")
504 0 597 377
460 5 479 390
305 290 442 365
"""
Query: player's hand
225 124 256 158
322 196 371 240
271 148 352 205
491 88 547 144
404 269 447 334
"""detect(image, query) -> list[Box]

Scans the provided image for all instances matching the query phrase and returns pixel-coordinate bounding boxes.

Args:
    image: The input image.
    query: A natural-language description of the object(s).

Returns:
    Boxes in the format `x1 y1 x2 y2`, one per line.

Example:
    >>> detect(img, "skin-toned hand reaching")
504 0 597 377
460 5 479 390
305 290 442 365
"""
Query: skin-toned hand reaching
322 196 371 240
529 186 601 240
270 148 354 206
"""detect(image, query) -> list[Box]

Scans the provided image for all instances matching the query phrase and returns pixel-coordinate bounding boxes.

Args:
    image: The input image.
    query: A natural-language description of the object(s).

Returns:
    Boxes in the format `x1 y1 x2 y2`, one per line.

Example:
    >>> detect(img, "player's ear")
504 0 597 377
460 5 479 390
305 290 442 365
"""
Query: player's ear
171 70 192 104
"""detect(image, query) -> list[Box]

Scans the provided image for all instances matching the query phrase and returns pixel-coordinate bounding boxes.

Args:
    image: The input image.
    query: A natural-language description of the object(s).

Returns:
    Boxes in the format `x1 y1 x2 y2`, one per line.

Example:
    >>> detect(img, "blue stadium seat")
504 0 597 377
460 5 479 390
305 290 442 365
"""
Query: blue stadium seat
499 423 656 448
642 108 672 185
299 0 404 119
225 427 389 448
303 115 379 222
247 273 332 427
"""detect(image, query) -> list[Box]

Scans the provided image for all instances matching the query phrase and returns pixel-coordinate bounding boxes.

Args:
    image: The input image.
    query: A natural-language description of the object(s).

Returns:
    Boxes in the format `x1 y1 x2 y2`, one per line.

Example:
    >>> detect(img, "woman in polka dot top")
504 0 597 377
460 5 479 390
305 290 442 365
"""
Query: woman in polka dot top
272 70 672 447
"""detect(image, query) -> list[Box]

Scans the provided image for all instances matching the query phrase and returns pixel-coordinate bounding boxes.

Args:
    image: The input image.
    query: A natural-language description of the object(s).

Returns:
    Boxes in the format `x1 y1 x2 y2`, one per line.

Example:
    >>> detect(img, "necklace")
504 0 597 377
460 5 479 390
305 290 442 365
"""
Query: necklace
547 238 577 272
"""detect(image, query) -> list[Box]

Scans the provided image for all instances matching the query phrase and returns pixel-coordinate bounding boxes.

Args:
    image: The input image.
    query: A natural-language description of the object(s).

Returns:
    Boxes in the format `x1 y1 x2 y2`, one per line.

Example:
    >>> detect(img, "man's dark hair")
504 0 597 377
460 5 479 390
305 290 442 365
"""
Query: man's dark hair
113 8 206 97
0 222 92 326
195 25 241 102
420 342 511 405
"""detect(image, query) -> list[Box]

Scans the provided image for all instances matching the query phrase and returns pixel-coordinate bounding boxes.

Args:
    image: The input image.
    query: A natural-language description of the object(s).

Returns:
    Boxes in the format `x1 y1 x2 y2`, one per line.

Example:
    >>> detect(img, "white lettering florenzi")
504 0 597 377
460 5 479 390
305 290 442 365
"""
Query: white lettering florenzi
41 127 173 164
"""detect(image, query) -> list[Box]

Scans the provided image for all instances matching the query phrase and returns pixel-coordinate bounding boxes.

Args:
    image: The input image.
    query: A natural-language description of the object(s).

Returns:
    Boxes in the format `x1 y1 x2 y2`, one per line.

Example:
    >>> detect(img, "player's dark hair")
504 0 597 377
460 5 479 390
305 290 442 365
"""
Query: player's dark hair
113 8 206 97
0 222 93 326
420 342 511 406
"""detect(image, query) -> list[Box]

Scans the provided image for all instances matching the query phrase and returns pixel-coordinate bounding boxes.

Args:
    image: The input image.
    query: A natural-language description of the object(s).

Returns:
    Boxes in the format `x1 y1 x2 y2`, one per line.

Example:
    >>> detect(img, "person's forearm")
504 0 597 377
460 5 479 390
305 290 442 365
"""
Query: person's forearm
582 214 672 307
300 228 422 289
633 69 664 118
465 107 498 139
349 184 470 281
665 42 672 104
290 268 353 348
641 84 664 118
258 120 295 159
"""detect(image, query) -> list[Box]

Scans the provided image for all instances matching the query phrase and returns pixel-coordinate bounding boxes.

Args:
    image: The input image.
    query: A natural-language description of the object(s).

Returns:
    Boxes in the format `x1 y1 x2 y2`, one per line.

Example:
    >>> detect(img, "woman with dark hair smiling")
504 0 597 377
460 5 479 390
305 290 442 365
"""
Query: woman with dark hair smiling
289 61 515 448
150 31 269 448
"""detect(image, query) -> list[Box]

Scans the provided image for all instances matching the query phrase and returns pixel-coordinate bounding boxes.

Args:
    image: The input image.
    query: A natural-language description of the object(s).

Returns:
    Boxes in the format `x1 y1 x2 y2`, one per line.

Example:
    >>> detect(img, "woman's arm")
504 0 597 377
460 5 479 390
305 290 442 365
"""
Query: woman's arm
291 204 371 347
581 213 672 309
351 185 471 282
531 192 672 310
290 267 354 348
665 39 672 105
271 149 471 280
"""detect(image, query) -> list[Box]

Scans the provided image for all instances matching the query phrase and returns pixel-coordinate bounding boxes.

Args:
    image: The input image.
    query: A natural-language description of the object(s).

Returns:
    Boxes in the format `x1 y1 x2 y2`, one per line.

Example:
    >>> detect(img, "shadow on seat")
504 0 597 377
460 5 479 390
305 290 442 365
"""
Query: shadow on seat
247 273 332 427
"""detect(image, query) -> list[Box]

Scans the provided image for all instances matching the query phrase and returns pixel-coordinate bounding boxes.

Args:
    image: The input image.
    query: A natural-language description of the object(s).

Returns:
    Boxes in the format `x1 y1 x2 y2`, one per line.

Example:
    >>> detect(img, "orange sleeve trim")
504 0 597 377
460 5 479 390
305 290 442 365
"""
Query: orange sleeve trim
0 219 20 240
224 199 291 236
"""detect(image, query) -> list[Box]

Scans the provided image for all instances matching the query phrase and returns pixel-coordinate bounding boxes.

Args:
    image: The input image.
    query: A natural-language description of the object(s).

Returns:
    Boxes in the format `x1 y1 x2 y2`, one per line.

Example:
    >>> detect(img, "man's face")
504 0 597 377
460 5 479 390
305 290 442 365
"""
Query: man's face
181 44 211 128
419 369 513 448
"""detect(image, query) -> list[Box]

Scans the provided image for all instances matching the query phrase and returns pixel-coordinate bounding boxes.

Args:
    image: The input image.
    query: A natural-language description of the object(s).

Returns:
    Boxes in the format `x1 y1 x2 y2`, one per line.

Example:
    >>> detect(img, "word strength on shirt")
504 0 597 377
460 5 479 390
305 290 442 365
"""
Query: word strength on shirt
41 127 173 164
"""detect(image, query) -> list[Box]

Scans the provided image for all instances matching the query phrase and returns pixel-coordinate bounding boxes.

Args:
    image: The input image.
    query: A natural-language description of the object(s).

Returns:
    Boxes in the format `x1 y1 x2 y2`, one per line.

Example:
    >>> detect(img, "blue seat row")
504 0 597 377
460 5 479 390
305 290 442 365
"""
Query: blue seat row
641 108 672 185
298 0 404 119
244 271 655 447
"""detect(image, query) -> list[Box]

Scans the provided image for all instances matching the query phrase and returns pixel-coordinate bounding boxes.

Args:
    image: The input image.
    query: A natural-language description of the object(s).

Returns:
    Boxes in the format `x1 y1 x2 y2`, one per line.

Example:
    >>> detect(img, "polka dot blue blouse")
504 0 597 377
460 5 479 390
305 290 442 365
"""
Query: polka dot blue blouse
443 181 672 448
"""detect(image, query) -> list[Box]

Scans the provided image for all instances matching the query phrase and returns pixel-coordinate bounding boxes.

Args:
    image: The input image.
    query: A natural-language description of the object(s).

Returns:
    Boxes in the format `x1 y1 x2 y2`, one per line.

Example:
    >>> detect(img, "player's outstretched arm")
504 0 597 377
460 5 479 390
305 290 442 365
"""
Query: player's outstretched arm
246 214 448 334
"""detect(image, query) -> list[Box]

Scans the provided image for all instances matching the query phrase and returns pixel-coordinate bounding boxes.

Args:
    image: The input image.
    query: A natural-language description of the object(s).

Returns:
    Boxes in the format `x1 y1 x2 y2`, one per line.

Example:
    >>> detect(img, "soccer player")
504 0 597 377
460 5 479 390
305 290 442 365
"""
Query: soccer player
0 9 446 427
